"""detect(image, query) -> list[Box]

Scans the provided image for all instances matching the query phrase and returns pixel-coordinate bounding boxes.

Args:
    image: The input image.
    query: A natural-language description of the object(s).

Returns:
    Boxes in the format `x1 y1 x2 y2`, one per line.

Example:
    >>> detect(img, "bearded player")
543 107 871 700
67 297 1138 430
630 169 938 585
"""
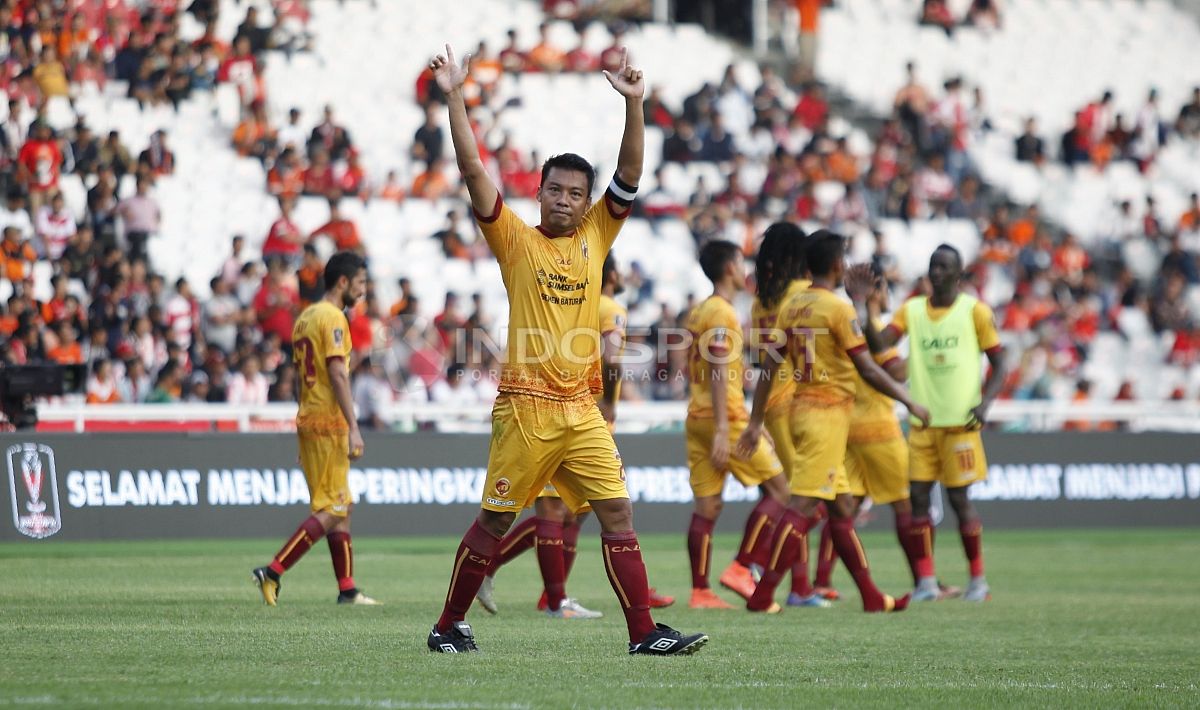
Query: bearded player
252 251 380 606
847 245 1006 602
476 255 673 618
746 222 829 609
737 231 928 613
426 44 706 655
683 240 790 611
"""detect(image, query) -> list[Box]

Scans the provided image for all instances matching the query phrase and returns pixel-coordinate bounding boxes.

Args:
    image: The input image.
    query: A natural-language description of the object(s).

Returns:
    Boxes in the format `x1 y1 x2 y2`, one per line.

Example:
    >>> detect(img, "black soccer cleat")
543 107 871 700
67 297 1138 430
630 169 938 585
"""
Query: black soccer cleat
427 621 480 653
628 623 709 656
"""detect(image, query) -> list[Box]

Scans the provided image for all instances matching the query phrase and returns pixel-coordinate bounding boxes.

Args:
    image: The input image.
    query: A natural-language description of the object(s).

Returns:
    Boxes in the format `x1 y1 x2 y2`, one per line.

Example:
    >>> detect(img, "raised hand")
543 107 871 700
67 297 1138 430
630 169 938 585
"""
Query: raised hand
844 263 876 304
601 48 645 99
430 44 470 95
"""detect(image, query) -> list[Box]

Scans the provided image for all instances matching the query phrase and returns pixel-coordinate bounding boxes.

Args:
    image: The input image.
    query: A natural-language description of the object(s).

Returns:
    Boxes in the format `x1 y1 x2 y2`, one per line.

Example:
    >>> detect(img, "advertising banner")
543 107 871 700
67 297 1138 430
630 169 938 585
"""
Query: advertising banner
1 432 1197 542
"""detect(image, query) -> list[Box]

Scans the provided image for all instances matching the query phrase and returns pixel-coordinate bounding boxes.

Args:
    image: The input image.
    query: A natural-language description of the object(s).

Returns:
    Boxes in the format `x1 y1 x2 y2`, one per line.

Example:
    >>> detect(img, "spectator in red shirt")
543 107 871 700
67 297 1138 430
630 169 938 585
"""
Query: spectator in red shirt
498 29 526 74
310 196 365 255
336 150 367 198
599 25 628 74
303 148 336 197
217 35 259 106
253 261 300 346
793 81 828 132
262 196 304 267
564 39 597 73
433 292 466 354
17 121 62 214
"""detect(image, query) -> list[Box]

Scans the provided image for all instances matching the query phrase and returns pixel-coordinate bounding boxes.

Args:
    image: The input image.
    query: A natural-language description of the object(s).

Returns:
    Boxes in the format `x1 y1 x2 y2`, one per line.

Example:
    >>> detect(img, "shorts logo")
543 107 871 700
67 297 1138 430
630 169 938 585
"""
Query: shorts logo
7 443 62 540
485 497 517 507
495 478 511 496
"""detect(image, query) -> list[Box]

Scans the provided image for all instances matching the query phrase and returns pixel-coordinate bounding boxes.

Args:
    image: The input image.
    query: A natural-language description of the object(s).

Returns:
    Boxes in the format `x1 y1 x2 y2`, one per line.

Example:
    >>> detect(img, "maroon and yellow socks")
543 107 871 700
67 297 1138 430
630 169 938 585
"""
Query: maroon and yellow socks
601 531 656 643
747 509 810 610
960 519 984 577
487 515 537 575
789 524 814 597
327 531 356 592
814 520 836 588
436 521 500 633
687 513 715 589
906 515 936 579
736 495 785 568
893 511 922 585
829 517 893 611
562 521 581 581
269 515 326 576
535 519 567 611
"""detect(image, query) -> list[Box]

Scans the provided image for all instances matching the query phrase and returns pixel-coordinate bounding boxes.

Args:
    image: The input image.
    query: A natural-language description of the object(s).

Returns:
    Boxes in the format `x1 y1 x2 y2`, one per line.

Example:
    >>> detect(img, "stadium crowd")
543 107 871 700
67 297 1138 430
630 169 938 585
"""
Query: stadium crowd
0 0 1198 428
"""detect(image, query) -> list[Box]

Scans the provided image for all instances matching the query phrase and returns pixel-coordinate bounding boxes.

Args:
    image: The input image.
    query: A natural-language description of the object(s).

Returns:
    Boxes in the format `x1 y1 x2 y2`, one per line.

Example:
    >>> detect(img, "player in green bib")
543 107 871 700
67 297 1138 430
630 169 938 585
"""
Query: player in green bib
847 245 1007 603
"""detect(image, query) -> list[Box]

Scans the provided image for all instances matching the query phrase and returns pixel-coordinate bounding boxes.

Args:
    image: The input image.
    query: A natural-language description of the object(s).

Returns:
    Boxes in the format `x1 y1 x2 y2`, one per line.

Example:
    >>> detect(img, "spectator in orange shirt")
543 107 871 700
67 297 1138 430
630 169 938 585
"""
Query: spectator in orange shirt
378 170 406 202
825 136 859 183
411 158 453 200
48 321 83 364
297 244 325 306
1063 380 1096 432
233 101 275 159
1 226 37 283
267 147 305 199
1053 232 1090 288
1008 204 1038 248
470 41 504 93
310 196 364 254
390 277 416 318
1178 192 1200 236
86 359 123 404
528 22 565 72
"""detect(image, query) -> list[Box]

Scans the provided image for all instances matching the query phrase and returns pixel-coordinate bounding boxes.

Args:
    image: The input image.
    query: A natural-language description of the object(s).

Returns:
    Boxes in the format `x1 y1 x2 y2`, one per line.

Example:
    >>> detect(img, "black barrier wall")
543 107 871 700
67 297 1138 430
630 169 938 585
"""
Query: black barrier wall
1 432 1198 542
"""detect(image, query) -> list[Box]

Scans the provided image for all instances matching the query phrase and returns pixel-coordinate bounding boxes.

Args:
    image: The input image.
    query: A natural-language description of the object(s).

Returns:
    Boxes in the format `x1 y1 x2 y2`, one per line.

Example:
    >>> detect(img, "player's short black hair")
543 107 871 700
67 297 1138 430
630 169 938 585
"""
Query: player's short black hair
806 230 846 278
933 243 963 269
602 253 619 284
699 240 742 283
540 153 596 195
324 251 366 290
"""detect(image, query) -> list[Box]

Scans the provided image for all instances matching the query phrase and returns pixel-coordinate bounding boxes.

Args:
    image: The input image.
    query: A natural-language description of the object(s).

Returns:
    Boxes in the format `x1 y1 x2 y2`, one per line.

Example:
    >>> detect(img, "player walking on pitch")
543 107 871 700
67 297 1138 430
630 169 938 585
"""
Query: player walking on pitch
846 245 1007 602
252 252 380 606
477 255 674 618
426 44 706 654
683 240 791 611
737 232 928 613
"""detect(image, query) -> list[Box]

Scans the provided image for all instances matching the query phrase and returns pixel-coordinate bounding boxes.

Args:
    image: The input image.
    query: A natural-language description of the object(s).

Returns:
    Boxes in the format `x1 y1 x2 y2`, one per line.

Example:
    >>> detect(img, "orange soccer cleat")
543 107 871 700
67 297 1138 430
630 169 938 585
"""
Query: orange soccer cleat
717 562 757 601
648 587 675 608
689 587 736 610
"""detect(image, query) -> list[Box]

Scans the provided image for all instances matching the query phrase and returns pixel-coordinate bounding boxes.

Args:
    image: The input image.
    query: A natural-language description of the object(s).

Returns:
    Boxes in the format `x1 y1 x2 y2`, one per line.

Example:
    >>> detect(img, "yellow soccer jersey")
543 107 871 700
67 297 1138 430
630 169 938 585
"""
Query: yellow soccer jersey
292 301 353 434
779 285 867 407
887 296 1001 352
750 278 810 414
685 295 747 421
849 319 903 444
475 195 627 400
596 294 628 403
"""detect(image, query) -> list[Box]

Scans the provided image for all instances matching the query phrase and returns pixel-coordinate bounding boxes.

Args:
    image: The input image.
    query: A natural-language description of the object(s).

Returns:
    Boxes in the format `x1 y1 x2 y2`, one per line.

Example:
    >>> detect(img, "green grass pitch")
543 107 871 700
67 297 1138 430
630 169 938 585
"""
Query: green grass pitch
2 528 1198 709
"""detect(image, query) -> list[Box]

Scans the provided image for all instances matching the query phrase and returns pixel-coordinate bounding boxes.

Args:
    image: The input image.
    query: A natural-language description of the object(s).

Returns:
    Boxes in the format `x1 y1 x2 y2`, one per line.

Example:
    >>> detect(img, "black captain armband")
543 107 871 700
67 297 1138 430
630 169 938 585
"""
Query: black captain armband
606 175 638 207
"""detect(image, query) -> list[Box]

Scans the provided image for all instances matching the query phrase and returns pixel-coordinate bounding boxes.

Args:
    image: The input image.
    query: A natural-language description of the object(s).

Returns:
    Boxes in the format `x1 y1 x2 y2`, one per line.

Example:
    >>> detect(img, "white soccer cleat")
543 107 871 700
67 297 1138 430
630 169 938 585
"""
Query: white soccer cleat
547 597 603 619
476 575 498 615
963 576 991 602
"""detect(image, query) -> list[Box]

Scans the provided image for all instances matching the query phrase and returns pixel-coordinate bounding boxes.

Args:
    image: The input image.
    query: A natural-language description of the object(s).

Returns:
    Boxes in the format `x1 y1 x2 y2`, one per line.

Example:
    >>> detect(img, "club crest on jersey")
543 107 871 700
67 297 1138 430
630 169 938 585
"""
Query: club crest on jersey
6 443 62 539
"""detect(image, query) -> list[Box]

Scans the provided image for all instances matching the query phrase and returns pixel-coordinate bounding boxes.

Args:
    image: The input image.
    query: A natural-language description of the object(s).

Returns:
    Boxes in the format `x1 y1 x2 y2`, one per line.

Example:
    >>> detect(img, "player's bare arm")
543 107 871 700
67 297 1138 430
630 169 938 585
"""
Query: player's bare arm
845 264 898 352
709 365 731 471
328 357 364 459
431 44 499 217
599 328 622 424
602 48 645 188
735 354 778 459
849 349 930 427
969 346 1007 427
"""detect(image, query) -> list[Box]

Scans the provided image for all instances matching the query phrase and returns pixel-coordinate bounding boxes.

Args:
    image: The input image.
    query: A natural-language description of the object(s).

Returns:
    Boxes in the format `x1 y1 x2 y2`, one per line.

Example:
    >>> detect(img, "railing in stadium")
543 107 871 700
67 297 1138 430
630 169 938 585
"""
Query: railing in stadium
30 400 1200 434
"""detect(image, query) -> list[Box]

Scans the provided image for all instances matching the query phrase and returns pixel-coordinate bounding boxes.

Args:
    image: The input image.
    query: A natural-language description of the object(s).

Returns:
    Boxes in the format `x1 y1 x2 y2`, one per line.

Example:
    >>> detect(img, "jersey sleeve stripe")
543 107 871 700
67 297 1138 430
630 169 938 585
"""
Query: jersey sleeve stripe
474 193 503 224
845 343 868 357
